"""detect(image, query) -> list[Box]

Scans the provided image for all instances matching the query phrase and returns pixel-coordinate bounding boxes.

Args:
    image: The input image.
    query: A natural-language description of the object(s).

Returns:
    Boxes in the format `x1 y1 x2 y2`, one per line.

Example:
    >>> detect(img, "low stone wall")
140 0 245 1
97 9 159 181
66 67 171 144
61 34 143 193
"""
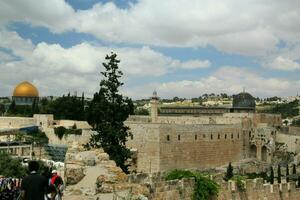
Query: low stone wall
0 116 36 128
150 178 195 200
128 173 300 200
218 178 300 200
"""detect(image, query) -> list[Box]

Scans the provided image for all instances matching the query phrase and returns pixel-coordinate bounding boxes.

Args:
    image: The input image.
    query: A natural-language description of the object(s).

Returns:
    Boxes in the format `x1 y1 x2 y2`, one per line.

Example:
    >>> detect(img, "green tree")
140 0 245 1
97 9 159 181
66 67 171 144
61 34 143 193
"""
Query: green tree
0 152 26 177
277 165 281 183
8 100 17 114
298 176 300 188
293 164 297 174
0 103 5 115
44 94 85 120
270 166 274 184
286 165 290 182
292 119 300 127
86 52 134 173
134 108 149 115
224 162 234 181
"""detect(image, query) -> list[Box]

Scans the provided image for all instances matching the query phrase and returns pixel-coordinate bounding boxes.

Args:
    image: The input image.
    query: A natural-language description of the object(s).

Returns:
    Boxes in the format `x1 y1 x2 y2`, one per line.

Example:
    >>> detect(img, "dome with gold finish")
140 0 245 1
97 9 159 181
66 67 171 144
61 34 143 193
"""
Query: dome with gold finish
13 81 39 97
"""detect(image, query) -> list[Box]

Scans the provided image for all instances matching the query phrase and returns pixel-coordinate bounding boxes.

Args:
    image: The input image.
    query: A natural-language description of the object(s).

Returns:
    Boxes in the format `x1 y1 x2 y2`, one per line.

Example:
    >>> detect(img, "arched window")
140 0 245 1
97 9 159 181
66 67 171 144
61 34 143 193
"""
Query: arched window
167 135 170 141
178 135 181 141
195 135 197 140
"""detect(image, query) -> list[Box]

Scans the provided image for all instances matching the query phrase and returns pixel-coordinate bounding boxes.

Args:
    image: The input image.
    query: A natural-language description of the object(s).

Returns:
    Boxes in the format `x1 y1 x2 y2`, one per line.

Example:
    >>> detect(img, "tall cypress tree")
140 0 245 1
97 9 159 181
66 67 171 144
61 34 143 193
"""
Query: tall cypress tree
87 52 134 173
270 166 274 184
286 164 290 183
293 164 297 174
277 165 281 184
224 162 234 181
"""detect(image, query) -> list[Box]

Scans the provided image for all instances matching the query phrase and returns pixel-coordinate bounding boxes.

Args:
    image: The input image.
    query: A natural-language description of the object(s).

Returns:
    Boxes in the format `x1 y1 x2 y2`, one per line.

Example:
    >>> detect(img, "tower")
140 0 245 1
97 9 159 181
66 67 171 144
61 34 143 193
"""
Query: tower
150 90 158 122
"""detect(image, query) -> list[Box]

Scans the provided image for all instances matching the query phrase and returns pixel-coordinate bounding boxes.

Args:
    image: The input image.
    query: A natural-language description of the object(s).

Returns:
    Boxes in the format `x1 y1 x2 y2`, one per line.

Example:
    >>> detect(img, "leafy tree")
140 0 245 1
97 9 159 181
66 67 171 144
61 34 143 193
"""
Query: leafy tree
270 166 274 184
43 94 85 120
259 100 299 118
293 164 297 174
0 152 26 177
134 108 149 115
298 175 300 188
224 162 234 181
86 52 134 173
277 165 281 183
286 164 290 182
8 100 17 114
292 119 300 127
0 103 5 115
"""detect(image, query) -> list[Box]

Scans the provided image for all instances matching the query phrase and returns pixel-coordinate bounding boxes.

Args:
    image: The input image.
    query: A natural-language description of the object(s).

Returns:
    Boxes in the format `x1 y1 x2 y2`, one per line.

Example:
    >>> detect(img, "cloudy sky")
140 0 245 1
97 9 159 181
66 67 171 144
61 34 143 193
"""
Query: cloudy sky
0 0 299 99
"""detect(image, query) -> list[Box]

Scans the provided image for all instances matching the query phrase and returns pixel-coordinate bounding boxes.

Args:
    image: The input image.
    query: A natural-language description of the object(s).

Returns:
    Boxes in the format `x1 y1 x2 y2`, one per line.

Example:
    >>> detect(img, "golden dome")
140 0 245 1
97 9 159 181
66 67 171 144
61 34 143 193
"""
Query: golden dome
13 81 39 97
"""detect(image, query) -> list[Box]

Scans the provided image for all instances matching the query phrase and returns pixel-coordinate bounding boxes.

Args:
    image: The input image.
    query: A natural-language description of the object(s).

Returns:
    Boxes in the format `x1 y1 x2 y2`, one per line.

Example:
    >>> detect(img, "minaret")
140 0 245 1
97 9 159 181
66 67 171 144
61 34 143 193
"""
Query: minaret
150 90 158 122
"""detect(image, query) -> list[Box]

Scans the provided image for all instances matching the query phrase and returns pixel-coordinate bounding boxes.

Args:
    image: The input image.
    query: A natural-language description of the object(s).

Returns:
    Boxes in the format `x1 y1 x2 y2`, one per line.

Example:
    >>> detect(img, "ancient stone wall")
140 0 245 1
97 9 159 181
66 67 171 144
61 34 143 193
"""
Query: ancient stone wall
126 123 161 173
150 178 195 200
218 178 300 200
44 128 93 146
33 114 54 129
159 124 244 172
144 176 300 200
289 126 300 135
0 117 36 128
126 122 247 173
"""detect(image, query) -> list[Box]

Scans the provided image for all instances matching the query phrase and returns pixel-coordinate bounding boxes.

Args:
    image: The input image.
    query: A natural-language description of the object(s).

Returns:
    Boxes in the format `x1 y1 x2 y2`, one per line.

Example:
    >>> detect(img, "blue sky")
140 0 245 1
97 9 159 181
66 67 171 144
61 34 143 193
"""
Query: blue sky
0 0 299 99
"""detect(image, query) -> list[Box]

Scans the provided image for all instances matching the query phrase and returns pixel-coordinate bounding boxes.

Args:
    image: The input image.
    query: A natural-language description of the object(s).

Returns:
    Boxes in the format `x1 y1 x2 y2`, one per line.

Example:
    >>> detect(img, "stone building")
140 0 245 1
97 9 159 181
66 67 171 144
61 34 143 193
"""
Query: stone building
126 92 281 173
159 91 256 116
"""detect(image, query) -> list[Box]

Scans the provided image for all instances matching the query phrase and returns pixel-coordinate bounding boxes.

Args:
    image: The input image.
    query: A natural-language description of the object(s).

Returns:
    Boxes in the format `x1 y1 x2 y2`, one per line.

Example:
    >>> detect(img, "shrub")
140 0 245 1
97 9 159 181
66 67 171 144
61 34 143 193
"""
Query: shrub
165 169 219 200
54 126 66 139
54 126 82 140
232 175 246 192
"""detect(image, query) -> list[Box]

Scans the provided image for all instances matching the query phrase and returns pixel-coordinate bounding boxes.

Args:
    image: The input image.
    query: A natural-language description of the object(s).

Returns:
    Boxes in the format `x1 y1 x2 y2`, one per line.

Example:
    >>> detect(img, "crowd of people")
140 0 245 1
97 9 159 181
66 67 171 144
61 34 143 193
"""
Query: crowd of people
0 177 22 200
0 161 64 200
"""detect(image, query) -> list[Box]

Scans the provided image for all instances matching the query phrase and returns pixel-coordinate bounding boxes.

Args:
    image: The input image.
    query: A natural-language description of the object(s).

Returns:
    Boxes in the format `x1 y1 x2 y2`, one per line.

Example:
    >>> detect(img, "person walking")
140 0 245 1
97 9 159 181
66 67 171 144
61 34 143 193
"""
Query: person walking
21 161 48 200
49 170 64 200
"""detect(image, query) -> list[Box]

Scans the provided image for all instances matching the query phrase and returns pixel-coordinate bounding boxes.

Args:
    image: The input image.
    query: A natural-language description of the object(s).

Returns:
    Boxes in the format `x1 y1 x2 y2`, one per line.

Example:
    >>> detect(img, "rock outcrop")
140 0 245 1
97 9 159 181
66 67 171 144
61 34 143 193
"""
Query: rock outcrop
64 141 149 199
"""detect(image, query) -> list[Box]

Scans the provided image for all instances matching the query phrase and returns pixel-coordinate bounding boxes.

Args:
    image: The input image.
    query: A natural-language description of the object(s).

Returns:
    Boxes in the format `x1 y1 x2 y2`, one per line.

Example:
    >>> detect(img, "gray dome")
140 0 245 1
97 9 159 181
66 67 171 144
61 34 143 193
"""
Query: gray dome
232 92 255 108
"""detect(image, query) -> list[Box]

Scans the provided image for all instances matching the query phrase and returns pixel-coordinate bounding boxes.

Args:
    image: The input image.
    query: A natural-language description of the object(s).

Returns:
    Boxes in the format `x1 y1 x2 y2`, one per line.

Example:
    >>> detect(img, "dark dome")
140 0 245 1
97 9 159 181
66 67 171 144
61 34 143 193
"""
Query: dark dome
232 92 255 108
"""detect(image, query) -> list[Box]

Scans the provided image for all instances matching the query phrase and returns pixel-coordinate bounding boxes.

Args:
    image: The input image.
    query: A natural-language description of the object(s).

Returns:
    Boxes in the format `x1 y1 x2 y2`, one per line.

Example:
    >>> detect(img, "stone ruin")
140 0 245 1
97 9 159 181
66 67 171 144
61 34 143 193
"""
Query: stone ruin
64 141 149 199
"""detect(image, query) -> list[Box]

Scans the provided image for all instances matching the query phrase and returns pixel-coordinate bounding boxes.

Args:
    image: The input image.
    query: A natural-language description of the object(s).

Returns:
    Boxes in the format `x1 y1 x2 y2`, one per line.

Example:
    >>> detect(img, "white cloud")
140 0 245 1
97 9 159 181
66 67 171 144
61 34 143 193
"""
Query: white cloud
124 66 300 99
0 30 34 58
267 56 300 71
178 60 211 69
0 31 210 97
1 0 300 56
0 51 14 63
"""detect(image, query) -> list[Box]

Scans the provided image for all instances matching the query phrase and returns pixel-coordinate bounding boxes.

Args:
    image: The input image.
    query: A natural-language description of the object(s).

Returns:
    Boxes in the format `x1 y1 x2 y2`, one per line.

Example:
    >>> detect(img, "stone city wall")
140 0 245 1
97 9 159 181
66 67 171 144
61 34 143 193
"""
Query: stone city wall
159 124 245 172
126 123 161 173
134 175 300 200
44 128 93 146
218 178 300 200
126 122 247 173
150 178 195 200
0 117 36 128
